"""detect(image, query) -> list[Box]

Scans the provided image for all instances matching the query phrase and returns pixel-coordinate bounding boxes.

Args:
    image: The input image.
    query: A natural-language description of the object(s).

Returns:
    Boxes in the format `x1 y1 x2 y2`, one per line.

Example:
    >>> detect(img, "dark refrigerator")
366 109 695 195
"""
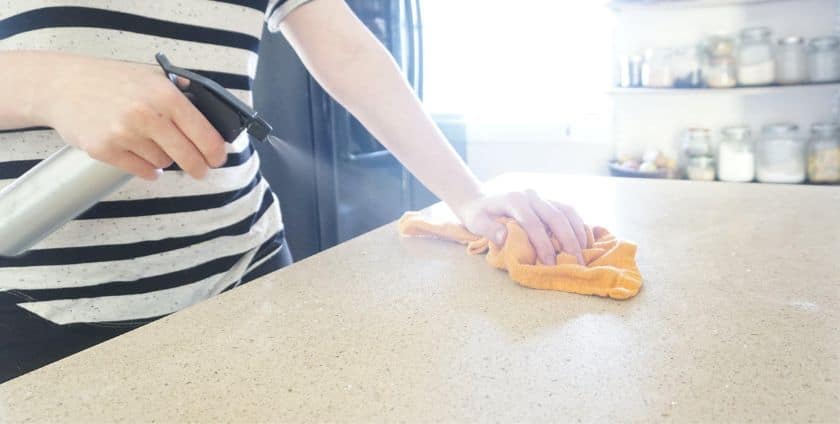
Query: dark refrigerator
253 0 466 260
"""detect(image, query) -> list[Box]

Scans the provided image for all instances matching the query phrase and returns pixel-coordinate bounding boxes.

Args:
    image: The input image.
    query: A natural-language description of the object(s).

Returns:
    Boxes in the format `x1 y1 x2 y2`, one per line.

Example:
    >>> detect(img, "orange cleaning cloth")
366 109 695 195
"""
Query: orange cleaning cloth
398 212 642 300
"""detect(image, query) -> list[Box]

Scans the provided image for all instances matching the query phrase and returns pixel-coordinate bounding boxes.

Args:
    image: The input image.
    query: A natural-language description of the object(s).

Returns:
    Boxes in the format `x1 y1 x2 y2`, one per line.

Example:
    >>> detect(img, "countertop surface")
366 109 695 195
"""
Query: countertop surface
1 174 838 423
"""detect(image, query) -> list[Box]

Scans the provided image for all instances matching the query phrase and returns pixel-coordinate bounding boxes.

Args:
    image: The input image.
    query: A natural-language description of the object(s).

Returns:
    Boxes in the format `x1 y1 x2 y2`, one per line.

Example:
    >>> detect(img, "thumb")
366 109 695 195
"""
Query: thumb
469 215 507 246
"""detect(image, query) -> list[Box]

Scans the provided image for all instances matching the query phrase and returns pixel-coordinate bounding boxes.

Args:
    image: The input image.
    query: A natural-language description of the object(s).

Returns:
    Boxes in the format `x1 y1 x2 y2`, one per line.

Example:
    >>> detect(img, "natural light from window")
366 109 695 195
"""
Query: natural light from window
421 0 614 141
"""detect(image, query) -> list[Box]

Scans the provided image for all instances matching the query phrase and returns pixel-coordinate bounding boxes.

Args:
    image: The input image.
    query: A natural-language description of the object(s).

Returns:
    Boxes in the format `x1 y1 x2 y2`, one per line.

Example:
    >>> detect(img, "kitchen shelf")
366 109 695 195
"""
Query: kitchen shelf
614 176 840 187
607 0 800 11
608 82 840 96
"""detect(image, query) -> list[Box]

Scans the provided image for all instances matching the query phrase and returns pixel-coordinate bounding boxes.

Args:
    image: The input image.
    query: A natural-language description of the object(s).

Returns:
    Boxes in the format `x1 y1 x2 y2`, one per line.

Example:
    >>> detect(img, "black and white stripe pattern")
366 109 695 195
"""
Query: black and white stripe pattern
0 0 309 325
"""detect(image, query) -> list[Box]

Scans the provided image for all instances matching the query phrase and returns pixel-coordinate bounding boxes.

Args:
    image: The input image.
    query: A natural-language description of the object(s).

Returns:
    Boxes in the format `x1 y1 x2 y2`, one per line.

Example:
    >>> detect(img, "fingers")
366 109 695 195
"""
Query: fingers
506 193 558 266
97 150 160 181
550 200 588 250
165 86 227 168
141 111 211 179
527 191 584 265
460 189 588 267
171 75 191 91
469 213 508 246
127 138 174 169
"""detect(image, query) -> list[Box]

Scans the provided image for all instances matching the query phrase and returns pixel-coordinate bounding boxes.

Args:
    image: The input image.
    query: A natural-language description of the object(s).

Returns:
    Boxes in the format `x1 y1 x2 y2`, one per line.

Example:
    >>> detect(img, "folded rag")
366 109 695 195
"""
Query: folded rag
398 212 642 300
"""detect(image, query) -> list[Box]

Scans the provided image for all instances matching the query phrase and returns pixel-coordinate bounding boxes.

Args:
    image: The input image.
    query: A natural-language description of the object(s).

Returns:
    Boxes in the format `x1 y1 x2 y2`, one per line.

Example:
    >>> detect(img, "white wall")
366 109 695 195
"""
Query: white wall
613 0 837 54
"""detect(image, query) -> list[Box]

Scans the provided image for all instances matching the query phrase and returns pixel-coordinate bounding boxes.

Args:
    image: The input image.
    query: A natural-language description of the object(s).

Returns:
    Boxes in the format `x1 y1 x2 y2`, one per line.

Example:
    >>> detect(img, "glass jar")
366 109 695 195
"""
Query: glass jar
807 122 840 183
703 35 737 88
737 27 775 86
672 46 702 88
642 48 674 88
682 128 713 157
756 123 806 184
686 156 716 181
808 36 840 83
775 36 808 84
619 54 644 87
717 126 755 182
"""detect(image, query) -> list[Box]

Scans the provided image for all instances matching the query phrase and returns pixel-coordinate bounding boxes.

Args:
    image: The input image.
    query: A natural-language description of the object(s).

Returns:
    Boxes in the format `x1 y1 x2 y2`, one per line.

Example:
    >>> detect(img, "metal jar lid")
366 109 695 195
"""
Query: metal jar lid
811 121 840 136
762 123 799 136
722 125 751 139
740 27 772 42
809 36 840 51
687 127 711 135
778 36 805 46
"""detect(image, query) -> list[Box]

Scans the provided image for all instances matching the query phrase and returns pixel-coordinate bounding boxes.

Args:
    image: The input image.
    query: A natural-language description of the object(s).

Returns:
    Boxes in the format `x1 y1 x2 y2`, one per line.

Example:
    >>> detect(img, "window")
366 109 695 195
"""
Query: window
421 0 614 144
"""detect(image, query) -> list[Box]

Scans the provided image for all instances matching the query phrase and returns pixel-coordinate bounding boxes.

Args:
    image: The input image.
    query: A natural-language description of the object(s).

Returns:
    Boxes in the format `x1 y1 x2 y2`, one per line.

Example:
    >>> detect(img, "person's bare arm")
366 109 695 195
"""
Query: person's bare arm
0 50 225 180
275 0 587 265
0 51 48 129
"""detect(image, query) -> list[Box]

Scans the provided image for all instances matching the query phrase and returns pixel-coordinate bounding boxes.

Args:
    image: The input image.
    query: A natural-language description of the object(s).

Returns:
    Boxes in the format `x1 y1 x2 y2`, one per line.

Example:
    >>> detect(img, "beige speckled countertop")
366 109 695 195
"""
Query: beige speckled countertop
1 174 838 423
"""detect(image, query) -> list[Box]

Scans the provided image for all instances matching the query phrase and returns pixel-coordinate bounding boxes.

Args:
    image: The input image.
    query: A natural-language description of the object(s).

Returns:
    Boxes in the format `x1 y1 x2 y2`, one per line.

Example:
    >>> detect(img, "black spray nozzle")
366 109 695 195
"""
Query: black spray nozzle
155 53 272 142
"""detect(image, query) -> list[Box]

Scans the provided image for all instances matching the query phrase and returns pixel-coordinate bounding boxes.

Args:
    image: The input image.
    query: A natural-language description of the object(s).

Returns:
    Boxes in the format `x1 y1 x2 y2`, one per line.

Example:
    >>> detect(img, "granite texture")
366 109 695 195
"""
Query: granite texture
0 174 838 423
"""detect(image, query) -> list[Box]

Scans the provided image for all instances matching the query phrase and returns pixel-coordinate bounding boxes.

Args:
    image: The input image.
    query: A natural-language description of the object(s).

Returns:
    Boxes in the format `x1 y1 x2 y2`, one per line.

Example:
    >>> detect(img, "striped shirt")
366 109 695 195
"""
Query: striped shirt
0 0 310 326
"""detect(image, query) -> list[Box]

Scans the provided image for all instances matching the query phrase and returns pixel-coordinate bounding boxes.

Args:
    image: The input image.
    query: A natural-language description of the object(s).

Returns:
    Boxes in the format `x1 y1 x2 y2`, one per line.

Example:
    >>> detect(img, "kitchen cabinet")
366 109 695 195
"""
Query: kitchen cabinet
0 174 837 422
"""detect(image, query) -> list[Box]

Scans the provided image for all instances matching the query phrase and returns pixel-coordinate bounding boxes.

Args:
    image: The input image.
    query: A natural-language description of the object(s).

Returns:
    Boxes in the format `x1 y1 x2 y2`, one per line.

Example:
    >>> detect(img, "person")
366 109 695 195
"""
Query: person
0 0 587 382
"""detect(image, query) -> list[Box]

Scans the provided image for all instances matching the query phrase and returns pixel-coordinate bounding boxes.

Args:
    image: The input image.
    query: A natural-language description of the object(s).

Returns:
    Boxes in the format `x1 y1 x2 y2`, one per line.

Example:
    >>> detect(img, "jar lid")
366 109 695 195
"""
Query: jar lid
810 36 840 50
811 121 840 135
722 125 751 138
778 36 805 45
762 123 799 135
740 27 772 42
687 127 711 134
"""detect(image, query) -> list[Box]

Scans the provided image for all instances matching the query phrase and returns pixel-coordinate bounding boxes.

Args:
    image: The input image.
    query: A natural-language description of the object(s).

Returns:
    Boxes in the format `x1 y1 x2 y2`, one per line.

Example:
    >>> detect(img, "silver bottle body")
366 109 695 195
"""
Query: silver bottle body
0 146 132 257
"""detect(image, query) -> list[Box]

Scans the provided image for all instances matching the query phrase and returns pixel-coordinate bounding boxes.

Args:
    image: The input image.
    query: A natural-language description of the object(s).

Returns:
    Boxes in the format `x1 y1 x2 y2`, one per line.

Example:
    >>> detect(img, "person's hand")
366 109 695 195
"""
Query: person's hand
35 52 226 180
454 190 588 265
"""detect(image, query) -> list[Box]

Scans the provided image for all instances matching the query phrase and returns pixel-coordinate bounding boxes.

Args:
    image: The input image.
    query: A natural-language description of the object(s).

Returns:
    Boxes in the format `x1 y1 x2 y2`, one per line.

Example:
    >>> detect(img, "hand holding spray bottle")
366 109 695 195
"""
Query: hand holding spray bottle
0 54 272 257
